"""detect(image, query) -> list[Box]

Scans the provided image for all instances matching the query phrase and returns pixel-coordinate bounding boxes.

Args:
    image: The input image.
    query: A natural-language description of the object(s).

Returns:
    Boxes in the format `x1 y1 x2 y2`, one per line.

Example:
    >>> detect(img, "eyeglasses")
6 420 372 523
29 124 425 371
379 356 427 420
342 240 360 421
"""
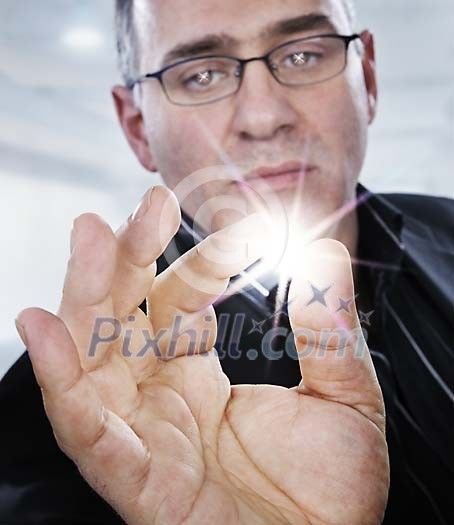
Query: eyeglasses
128 33 361 106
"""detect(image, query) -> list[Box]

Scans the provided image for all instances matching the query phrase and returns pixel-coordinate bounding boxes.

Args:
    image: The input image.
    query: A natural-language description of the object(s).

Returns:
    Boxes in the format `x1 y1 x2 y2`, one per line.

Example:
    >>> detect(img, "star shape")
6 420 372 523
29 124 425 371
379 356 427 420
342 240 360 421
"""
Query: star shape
273 301 287 317
335 294 359 314
292 52 307 65
248 319 266 335
306 282 331 308
272 296 295 319
197 71 211 85
359 310 374 326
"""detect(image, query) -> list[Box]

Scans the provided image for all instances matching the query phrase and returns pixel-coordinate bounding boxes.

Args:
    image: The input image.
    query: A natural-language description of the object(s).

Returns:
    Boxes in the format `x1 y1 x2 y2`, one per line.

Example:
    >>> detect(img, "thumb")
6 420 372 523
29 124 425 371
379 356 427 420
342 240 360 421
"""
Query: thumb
14 308 151 518
288 238 385 432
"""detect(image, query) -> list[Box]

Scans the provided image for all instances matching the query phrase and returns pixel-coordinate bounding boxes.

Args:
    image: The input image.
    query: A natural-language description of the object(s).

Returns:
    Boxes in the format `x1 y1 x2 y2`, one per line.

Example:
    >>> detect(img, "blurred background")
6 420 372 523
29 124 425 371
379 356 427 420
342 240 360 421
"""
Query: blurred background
1 0 453 376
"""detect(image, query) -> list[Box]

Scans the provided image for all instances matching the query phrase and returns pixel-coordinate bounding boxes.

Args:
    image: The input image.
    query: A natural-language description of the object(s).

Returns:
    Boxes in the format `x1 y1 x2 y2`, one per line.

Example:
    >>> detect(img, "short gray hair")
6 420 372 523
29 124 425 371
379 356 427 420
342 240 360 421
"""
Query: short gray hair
342 0 357 28
115 0 357 87
115 0 138 86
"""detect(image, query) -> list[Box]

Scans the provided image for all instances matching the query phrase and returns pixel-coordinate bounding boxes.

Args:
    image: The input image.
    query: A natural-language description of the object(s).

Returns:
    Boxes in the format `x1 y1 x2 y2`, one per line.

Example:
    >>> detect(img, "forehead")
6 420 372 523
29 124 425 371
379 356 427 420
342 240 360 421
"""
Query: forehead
134 0 351 68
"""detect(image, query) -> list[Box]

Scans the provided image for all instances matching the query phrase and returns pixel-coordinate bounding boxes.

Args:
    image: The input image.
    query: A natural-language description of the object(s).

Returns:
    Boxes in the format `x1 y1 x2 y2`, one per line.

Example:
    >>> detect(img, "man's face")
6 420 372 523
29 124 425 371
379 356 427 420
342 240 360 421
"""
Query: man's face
127 0 376 236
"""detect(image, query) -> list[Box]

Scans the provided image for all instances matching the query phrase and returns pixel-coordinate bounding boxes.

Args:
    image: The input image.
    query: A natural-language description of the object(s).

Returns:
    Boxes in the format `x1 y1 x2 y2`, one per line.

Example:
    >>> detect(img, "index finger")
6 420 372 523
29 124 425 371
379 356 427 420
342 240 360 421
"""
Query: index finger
112 185 181 319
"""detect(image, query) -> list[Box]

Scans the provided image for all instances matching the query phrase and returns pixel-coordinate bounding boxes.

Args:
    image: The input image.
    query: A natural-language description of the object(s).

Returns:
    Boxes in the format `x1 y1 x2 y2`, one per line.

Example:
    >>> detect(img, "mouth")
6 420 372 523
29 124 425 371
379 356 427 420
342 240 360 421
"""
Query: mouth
238 161 314 192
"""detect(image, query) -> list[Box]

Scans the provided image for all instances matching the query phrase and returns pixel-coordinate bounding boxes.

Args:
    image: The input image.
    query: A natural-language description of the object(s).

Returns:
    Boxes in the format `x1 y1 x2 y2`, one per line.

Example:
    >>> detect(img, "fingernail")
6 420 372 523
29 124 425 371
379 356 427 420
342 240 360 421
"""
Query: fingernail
70 217 81 253
15 318 28 348
131 187 155 222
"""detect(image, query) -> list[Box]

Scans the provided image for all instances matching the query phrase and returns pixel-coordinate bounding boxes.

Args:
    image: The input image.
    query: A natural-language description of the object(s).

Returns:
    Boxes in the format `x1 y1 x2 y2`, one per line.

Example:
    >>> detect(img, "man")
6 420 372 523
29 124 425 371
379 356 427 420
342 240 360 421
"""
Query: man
1 0 452 523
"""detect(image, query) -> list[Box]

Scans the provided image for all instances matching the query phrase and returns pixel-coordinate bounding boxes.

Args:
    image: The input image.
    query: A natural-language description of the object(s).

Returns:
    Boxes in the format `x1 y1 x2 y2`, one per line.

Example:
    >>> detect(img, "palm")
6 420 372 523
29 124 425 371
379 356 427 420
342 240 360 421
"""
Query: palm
17 187 389 525
88 327 387 524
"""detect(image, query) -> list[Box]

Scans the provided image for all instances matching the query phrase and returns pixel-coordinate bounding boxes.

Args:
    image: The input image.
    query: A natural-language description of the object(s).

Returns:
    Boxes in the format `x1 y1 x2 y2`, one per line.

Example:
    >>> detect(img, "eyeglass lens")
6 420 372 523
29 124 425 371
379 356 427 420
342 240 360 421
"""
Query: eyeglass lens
161 36 349 105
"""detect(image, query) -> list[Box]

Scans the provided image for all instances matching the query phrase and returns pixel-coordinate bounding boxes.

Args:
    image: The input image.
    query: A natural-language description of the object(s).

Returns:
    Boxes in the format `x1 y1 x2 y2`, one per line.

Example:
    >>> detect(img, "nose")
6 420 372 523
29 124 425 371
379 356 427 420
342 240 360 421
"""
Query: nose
231 59 299 141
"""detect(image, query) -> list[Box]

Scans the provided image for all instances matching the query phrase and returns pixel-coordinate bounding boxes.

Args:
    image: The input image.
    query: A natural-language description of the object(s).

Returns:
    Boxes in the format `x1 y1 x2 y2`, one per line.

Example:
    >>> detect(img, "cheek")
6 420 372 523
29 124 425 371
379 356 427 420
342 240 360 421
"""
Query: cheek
342 97 369 183
148 108 226 184
143 105 234 220
314 73 369 179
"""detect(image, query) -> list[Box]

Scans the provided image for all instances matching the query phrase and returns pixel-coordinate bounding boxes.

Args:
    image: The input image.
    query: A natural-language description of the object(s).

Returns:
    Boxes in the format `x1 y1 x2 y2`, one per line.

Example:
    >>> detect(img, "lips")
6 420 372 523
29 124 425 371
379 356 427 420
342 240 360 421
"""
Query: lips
236 161 313 192
246 161 310 181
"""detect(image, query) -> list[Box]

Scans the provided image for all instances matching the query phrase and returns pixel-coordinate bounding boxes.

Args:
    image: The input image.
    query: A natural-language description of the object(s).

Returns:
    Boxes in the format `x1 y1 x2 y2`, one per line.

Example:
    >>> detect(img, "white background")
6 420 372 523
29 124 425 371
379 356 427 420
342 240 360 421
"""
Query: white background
1 0 453 376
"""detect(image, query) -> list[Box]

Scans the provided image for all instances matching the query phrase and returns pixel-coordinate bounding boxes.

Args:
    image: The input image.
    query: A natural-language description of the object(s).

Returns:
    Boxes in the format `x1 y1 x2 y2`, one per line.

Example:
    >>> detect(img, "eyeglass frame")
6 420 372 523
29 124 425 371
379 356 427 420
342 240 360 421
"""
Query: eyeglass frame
127 33 362 106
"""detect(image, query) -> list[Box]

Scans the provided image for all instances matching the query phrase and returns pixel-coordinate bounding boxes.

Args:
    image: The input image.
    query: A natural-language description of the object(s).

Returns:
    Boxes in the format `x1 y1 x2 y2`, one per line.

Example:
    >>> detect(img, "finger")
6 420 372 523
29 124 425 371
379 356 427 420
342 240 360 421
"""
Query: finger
15 308 151 518
288 239 385 432
58 188 180 370
58 214 117 369
148 213 267 358
112 186 181 319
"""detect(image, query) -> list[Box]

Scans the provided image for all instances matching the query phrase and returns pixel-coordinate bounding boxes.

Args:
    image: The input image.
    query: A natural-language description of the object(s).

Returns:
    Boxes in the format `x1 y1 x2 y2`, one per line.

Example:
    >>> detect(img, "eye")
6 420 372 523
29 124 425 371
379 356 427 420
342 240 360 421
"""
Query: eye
291 52 308 65
183 69 227 90
284 50 322 68
188 70 213 86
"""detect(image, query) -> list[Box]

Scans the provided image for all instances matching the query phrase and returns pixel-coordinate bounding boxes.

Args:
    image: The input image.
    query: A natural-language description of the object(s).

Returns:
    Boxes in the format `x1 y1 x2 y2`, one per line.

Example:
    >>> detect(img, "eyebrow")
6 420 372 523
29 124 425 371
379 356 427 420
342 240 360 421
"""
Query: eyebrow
161 13 336 66
263 13 337 38
161 34 237 66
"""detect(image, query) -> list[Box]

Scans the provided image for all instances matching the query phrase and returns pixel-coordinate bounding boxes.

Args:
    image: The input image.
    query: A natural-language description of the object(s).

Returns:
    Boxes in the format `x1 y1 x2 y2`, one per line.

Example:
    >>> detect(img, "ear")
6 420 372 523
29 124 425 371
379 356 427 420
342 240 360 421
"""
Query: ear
360 30 378 125
111 85 157 172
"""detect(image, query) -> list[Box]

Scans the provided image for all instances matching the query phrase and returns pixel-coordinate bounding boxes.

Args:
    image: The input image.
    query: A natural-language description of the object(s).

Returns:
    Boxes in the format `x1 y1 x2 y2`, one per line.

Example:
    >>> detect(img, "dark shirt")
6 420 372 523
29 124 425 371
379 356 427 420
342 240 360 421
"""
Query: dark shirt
0 185 453 524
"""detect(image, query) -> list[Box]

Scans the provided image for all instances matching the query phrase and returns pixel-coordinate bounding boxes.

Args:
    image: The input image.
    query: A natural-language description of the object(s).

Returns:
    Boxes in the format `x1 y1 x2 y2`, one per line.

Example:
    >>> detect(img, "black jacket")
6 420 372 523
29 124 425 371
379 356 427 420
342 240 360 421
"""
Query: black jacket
1 186 453 524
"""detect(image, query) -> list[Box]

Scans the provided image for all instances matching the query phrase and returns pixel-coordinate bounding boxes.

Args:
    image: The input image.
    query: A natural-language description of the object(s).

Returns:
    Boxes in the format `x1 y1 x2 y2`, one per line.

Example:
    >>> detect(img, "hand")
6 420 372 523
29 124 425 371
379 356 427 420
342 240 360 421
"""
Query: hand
15 186 389 525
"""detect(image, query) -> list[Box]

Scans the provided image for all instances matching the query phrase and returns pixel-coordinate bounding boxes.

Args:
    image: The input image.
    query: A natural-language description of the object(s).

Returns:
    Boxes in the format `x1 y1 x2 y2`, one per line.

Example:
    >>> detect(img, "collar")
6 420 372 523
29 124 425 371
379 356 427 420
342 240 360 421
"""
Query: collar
356 183 405 283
